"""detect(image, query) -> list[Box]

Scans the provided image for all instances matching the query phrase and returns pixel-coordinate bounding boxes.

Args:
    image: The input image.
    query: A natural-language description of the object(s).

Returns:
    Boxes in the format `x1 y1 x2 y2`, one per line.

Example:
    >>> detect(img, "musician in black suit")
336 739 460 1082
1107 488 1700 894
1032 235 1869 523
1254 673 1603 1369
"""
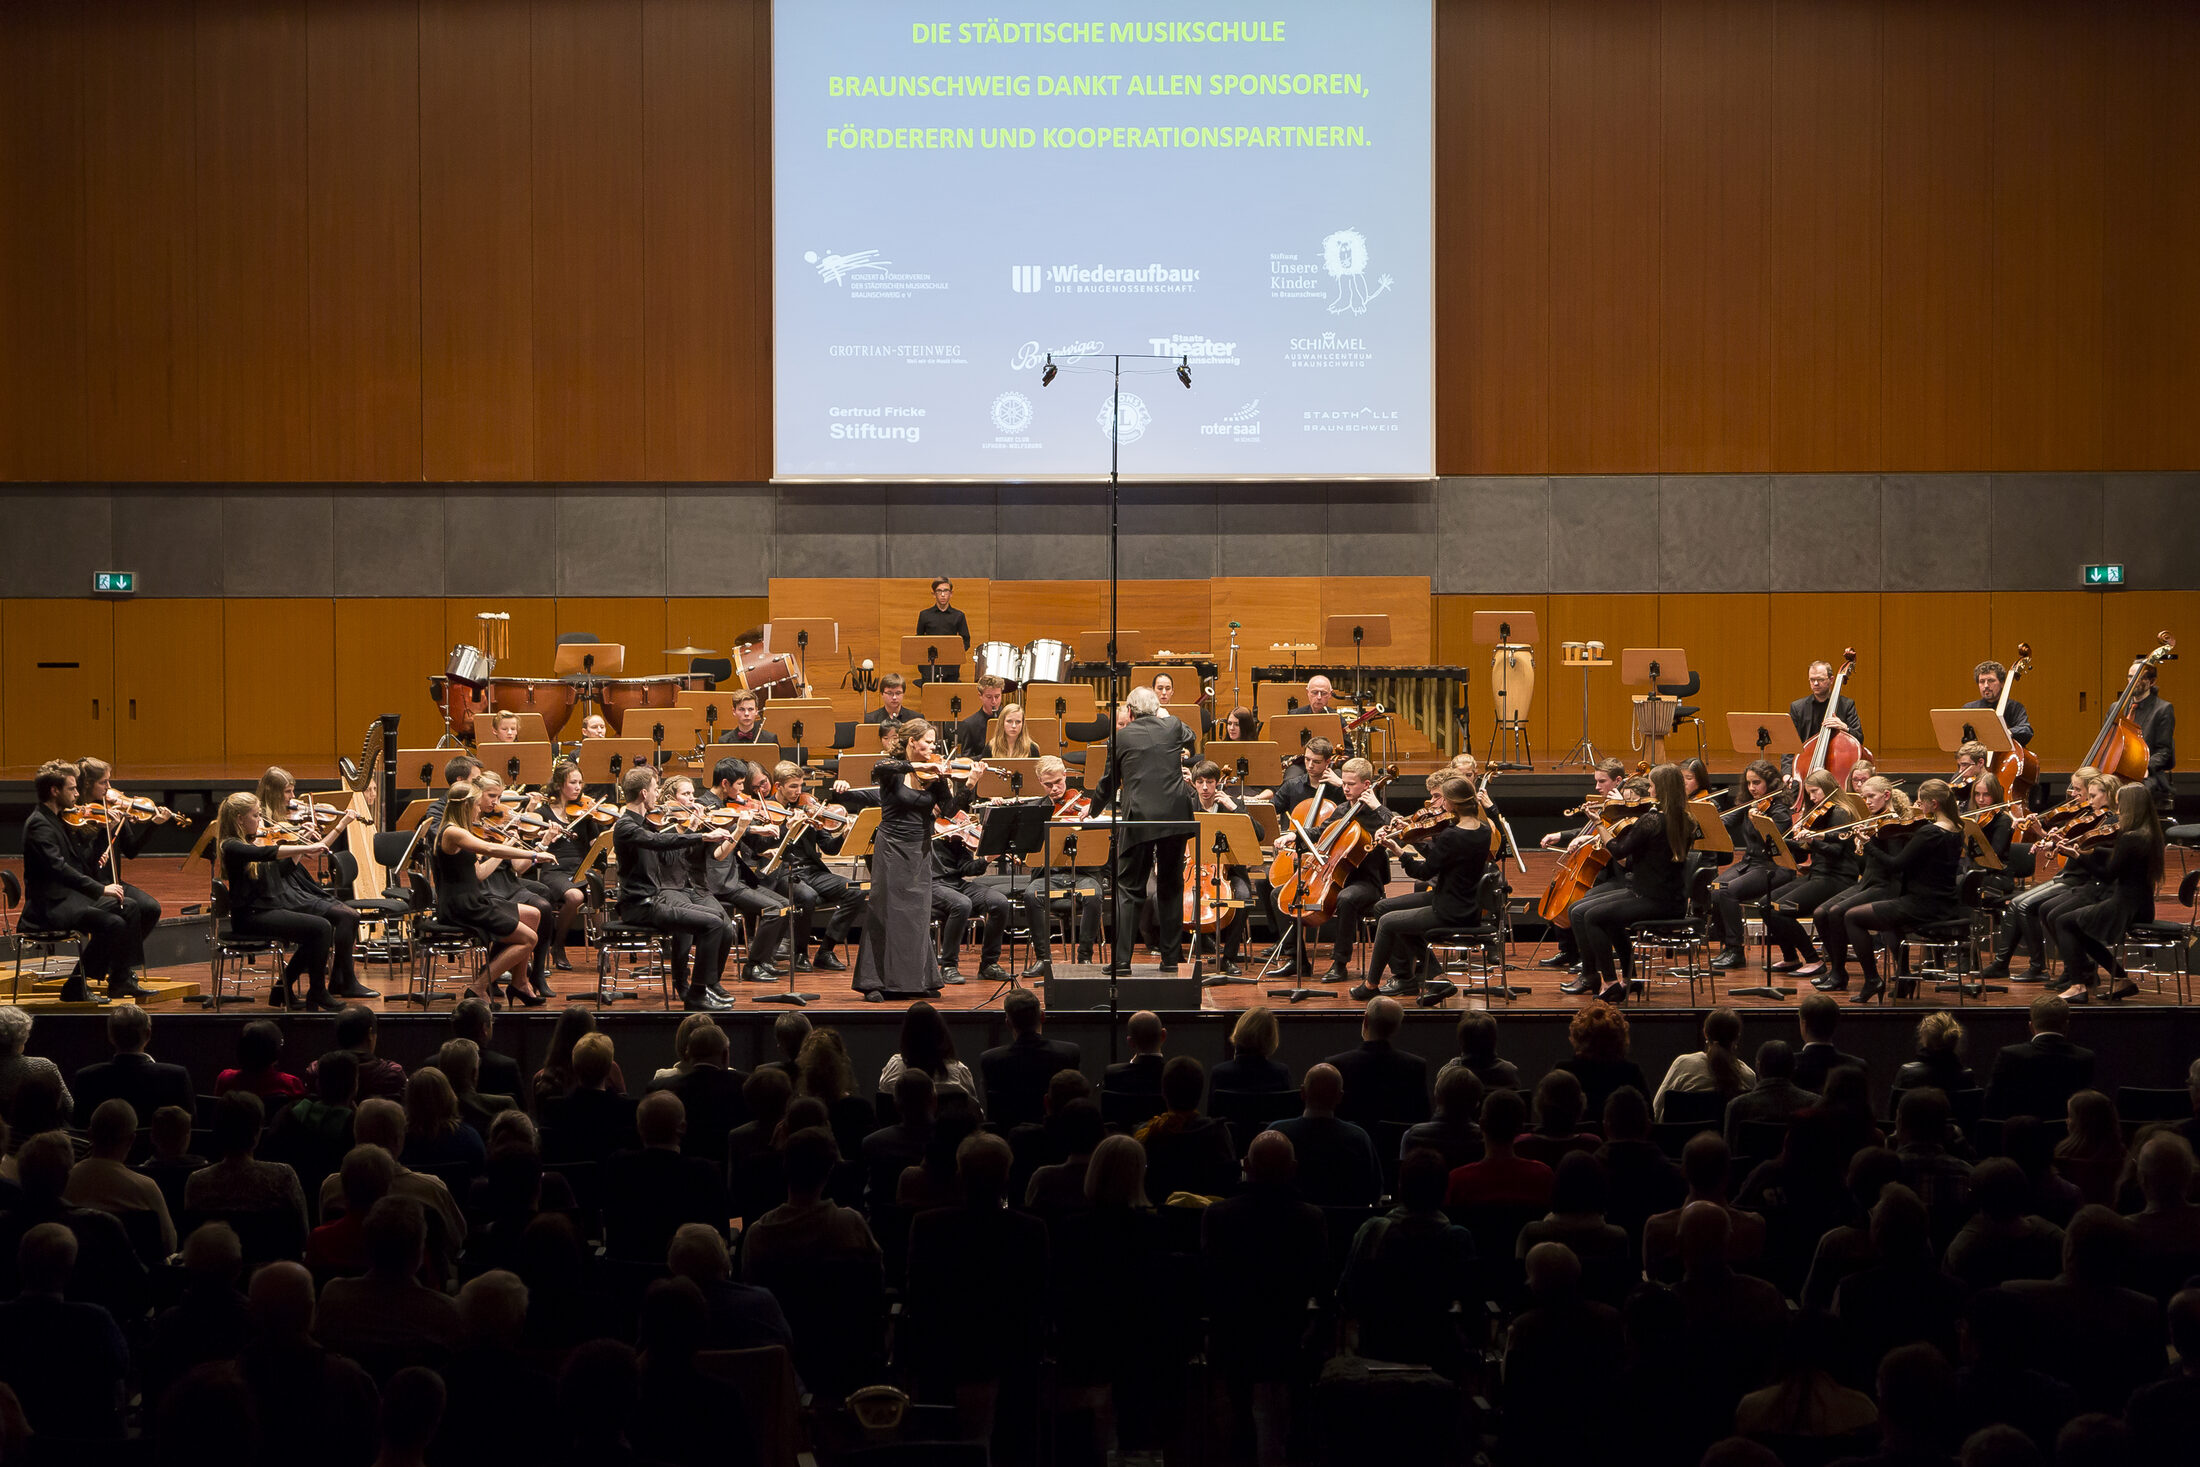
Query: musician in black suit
914 576 970 683
21 762 152 1003
1985 995 2097 1120
2130 661 2176 819
865 673 919 727
1962 660 2034 747
1786 659 1863 777
73 758 164 985
977 989 1081 1129
953 677 1007 759
1088 687 1198 973
1277 756 1391 984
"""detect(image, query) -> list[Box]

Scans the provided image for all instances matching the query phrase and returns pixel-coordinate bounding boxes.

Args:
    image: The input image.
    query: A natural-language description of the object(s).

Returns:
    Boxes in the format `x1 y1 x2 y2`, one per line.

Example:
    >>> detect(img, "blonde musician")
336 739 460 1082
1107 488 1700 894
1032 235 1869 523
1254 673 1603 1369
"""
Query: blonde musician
435 780 553 1005
1542 757 1628 979
1764 770 1866 976
470 772 568 1000
1980 769 2113 982
1565 765 1693 1005
2049 781 2164 1002
1019 755 1103 968
1272 755 1389 983
1188 760 1255 977
771 760 864 972
1353 774 1491 1005
486 710 521 743
987 702 1040 759
1841 777 1966 1005
215 792 352 1011
953 675 1008 759
251 767 373 1001
1795 775 1911 991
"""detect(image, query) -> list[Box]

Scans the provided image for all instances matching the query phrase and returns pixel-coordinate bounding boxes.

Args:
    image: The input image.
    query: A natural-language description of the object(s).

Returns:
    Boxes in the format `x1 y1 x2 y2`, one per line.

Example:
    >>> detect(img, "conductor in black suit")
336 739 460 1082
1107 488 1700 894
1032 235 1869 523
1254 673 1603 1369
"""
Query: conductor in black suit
1088 687 1197 973
1785 659 1864 777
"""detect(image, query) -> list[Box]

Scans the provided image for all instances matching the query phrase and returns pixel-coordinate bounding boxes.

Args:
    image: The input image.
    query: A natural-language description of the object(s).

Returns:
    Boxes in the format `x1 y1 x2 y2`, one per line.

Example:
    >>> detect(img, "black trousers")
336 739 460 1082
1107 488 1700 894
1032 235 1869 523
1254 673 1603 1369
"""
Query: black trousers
936 879 1013 967
1765 873 1849 962
1571 885 1679 985
35 890 146 984
1710 864 1792 949
1813 884 1896 972
712 884 790 964
232 907 335 987
787 864 863 945
1112 834 1190 967
630 891 733 992
279 896 361 992
1323 874 1386 969
1367 892 1440 981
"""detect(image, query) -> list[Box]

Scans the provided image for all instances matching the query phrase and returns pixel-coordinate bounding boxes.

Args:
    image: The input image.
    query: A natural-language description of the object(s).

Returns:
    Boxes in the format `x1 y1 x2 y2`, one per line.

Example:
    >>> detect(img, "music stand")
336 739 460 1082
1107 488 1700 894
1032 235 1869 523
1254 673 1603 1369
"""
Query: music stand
571 827 617 885
919 682 982 725
1959 815 2005 869
1264 714 1346 759
1748 812 1799 872
396 749 454 791
1726 713 1806 777
1163 703 1204 748
1931 709 2013 759
769 620 839 663
1620 648 1688 766
1687 799 1735 855
1076 630 1156 663
837 754 881 788
1191 811 1262 985
761 710 832 760
1241 799 1282 848
553 642 625 678
1473 610 1540 769
899 635 965 684
576 738 655 788
392 799 435 834
1026 681 1098 732
1322 613 1392 707
1214 741 1285 791
633 709 703 761
484 741 555 791
1729 806 1801 1002
973 760 1047 800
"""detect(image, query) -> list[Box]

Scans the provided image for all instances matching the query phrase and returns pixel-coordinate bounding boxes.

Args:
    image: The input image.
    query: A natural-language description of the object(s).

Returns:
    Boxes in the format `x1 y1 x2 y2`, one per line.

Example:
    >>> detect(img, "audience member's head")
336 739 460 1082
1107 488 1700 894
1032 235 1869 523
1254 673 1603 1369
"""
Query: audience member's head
1568 1001 1629 1061
896 1000 958 1077
1602 1083 1651 1142
15 1131 73 1202
1398 1146 1449 1212
2061 1204 2133 1287
1524 1240 1582 1302
1754 1040 1795 1082
742 1066 793 1128
1160 1055 1206 1116
361 1194 428 1277
1086 1133 1151 1209
1820 1063 1874 1118
1361 996 1403 1042
248 1260 318 1340
156 1364 260 1467
1435 1064 1485 1123
354 1096 406 1155
2061 1090 2123 1158
667 1223 731 1284
781 1126 839 1201
1231 1005 1278 1059
796 1029 854 1103
313 1050 360 1107
571 1032 616 1090
234 1019 285 1076
338 1143 400 1220
150 1104 193 1160
558 1340 644 1449
2053 1414 2132 1467
1971 1157 2030 1222
1869 1183 1932 1262
2135 1133 2195 1210
1876 1343 1957 1454
1959 1425 2044 1467
1126 1010 1166 1056
332 1003 377 1053
0 1005 31 1058
2029 994 2070 1037
1044 1066 1094 1117
1677 1200 1732 1276
451 996 494 1048
86 1097 137 1159
1532 1069 1586 1135
1681 1131 1732 1201
211 1090 265 1160
1549 1151 1609 1217
636 1091 685 1150
456 1269 529 1346
1917 1009 1965 1062
1244 1130 1297 1187
637 1277 710 1367
956 1132 1014 1206
1004 987 1045 1037
1456 1010 1502 1070
1895 1086 1951 1148
107 1002 153 1055
16 1221 77 1296
1846 1146 1904 1213
773 1011 812 1065
1052 1098 1104 1159
1300 1063 1344 1118
891 1068 937 1127
1482 1086 1528 1150
1798 992 1840 1045
403 1066 462 1140
378 1367 447 1463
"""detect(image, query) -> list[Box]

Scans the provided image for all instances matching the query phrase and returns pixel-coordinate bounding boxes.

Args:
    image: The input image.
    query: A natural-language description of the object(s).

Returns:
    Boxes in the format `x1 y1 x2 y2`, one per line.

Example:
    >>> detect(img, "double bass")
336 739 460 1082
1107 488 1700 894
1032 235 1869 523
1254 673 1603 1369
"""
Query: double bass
2081 631 2176 783
1800 647 1870 791
1986 644 2038 803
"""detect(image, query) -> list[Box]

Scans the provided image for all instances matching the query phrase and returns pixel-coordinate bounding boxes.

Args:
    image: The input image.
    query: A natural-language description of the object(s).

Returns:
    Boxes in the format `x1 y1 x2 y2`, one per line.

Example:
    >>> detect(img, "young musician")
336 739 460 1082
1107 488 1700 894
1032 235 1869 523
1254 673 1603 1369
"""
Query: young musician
485 711 522 743
1953 741 1991 784
214 792 351 1011
856 720 978 999
1786 660 1864 776
1962 770 2018 897
436 781 554 1006
1012 756 1104 970
1275 755 1390 984
73 758 166 989
1980 769 2111 981
1087 686 1199 975
1219 706 1258 742
1708 760 1791 969
1797 775 1911 991
915 576 971 683
688 764 789 984
928 801 1014 989
1843 778 1967 1005
2050 783 2163 1002
579 713 609 741
2129 661 2175 818
1764 772 1864 974
771 761 865 972
1271 737 1341 818
987 702 1039 759
23 761 151 1003
1963 662 2033 747
252 767 373 1003
470 773 569 1000
1356 774 1491 1004
1568 765 1693 1005
1541 758 1629 975
736 761 822 973
611 766 738 1012
955 676 1007 759
866 673 918 727
1188 760 1256 979
716 692 770 748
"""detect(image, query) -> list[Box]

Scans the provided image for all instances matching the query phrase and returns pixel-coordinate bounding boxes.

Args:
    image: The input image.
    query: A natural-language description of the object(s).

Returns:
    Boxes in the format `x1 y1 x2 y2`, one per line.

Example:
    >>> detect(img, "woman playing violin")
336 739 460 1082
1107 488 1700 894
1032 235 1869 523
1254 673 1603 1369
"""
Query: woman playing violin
432 780 552 1006
247 766 374 1005
1708 759 1791 970
1351 774 1491 1005
772 760 865 972
2050 782 2164 1003
1764 771 1866 976
73 756 166 994
1566 764 1694 1004
1962 770 2018 897
1832 778 1961 1003
1980 768 2111 981
987 701 1040 759
1794 775 1911 990
856 719 984 1000
472 772 575 998
216 792 358 1011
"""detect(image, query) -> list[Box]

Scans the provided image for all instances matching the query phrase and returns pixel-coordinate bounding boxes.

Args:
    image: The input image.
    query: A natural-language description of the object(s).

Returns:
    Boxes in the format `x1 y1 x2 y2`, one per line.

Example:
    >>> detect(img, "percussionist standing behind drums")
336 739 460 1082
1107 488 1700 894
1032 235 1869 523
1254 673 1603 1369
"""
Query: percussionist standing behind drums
915 576 970 684
1088 686 1199 975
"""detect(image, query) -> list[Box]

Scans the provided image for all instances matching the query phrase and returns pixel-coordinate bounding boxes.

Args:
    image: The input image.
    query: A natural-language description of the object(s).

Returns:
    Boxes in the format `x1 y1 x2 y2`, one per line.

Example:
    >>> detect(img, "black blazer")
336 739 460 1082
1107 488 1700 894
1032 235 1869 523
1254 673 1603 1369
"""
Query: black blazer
647 1064 751 1163
73 1053 194 1123
1088 715 1196 842
477 1050 527 1111
1325 1039 1431 1129
1789 692 1864 751
600 1146 730 1260
1792 1043 1869 1095
979 1035 1081 1129
1985 1034 2097 1121
540 1088 641 1166
1212 1053 1293 1094
1102 1052 1166 1095
22 806 107 926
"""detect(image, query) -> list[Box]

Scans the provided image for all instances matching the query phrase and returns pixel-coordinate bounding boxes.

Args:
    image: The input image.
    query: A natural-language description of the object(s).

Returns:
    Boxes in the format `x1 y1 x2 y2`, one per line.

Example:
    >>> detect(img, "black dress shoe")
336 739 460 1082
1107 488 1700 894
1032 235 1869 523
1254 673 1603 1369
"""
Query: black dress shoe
513 987 548 1008
740 965 777 983
1217 961 1244 977
1417 981 1458 1007
750 961 783 979
940 968 968 985
1853 978 1884 1004
552 952 574 972
1977 960 2010 980
1077 947 1095 964
1598 982 1629 1004
812 948 847 971
1536 953 1575 969
108 978 155 1001
58 980 95 1005
305 989 342 1012
1377 977 1416 998
1157 963 1181 975
1768 960 1802 974
864 990 886 1002
1348 981 1377 1002
979 963 1009 984
1558 977 1596 996
1321 967 1351 984
1022 960 1054 980
1711 949 1745 970
336 981 380 1000
683 990 733 1012
268 986 293 1008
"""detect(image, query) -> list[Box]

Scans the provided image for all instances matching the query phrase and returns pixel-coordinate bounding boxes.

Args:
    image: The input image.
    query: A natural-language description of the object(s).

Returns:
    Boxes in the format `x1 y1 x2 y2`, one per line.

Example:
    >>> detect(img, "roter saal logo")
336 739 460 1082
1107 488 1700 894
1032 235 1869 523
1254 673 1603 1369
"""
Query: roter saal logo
1321 229 1393 316
990 392 1034 435
1098 392 1152 444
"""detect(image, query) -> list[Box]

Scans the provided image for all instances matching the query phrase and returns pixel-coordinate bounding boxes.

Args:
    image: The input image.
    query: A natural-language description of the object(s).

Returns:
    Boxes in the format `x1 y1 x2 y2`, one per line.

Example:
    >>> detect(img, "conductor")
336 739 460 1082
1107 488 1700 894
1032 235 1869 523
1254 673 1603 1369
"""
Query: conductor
1088 685 1197 975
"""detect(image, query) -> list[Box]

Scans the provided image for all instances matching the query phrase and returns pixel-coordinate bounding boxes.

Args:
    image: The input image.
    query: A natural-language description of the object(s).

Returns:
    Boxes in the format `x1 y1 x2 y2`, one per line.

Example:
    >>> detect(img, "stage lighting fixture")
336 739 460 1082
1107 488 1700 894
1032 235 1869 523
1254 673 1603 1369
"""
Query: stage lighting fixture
1177 358 1192 389
1041 357 1057 386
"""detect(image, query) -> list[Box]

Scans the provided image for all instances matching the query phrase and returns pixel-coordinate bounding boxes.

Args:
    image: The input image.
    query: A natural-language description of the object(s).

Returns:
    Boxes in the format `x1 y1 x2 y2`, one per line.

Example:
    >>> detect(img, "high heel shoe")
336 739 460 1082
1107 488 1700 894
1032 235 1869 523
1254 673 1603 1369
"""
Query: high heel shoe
513 983 548 1008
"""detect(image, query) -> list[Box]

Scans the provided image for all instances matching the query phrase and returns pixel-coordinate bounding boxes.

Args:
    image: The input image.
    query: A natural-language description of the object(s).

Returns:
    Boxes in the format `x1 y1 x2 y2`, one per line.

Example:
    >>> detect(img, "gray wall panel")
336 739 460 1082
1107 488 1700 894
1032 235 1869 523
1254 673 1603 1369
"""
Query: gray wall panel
2102 473 2200 592
1118 484 1216 579
1991 474 2103 591
223 489 333 597
1882 474 1989 589
1436 476 1549 595
109 490 222 597
774 484 884 578
996 486 1108 580
444 493 557 596
1660 475 1768 591
1219 484 1325 577
1326 482 1434 578
666 487 773 596
331 491 446 597
1770 475 1879 591
885 486 996 579
1550 476 1659 592
557 490 669 597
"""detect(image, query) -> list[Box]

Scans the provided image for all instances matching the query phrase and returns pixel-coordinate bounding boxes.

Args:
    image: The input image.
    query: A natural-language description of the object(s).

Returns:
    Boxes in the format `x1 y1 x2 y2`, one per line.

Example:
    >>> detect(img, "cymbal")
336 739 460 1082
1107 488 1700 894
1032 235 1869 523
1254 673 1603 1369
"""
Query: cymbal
662 645 718 657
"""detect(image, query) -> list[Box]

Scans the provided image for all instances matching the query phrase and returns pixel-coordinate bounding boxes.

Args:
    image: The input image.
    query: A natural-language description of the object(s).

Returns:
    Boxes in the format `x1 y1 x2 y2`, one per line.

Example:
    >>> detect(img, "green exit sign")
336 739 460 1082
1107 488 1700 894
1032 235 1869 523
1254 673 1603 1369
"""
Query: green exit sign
2082 563 2125 587
92 571 135 594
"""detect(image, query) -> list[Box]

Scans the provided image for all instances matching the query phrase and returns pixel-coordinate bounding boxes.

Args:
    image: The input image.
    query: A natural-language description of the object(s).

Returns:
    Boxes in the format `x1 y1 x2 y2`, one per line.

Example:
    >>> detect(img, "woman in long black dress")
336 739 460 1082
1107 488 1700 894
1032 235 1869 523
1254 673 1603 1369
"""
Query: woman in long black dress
2051 782 2164 1003
434 781 548 1001
1708 759 1791 968
1842 778 1966 1004
855 720 982 1001
1796 776 1911 991
1765 772 1865 975
215 792 348 1010
472 772 564 1001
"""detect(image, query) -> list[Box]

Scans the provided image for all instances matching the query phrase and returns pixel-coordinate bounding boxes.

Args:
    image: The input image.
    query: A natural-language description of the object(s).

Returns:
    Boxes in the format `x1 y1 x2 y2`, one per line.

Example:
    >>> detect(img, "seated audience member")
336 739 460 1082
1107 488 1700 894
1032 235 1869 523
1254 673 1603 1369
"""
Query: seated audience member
1437 1009 1521 1091
1792 992 1870 1094
238 1261 379 1458
72 1004 193 1120
879 999 978 1094
1653 1007 1755 1120
1212 1004 1292 1094
1952 1284 2076 1455
634 1278 755 1467
1997 1206 2167 1414
1815 1064 1888 1168
1893 1009 1975 1106
399 1066 487 1173
2123 1288 2200 1467
140 1221 254 1410
1556 1001 1651 1121
0 1222 131 1439
1850 1343 1963 1467
1831 1183 1967 1373
794 1028 878 1161
1201 1131 1329 1462
436 1270 557 1466
0 1004 71 1123
184 1090 311 1239
666 1223 793 1353
1733 1110 1856 1297
896 1087 982 1212
0 1130 146 1322
741 1126 880 1279
1024 1098 1105 1213
1984 996 2094 1120
1342 1148 1479 1379
2126 1134 2200 1302
1401 1065 1486 1170
905 1133 1049 1406
216 1019 306 1102
264 1049 358 1200
1732 1309 1878 1445
435 1039 514 1139
602 1092 730 1262
374 1366 446 1467
1892 1086 1976 1242
1998 1114 2083 1227
1723 1040 1819 1149
1519 1152 1632 1269
1644 1132 1765 1280
65 1097 176 1261
862 1070 937 1210
1445 1085 1554 1210
304 1005 406 1102
1325 997 1431 1130
307 1145 397 1275
978 989 1081 1128
2051 1090 2126 1208
1267 1063 1381 1206
1943 1157 2065 1291
1137 1055 1239 1200
1048 1136 1173 1454
0 1066 74 1186
532 1006 627 1108
137 1102 207 1218
451 996 526 1107
762 1011 812 1082
1671 1202 1787 1411
1596 1084 1686 1247
1800 1147 1906 1313
1500 1242 1625 1463
1517 1070 1600 1166
539 1032 639 1166
645 1019 748 1163
318 1097 466 1266
1103 1010 1168 1093
314 1196 464 1372
726 1068 794 1226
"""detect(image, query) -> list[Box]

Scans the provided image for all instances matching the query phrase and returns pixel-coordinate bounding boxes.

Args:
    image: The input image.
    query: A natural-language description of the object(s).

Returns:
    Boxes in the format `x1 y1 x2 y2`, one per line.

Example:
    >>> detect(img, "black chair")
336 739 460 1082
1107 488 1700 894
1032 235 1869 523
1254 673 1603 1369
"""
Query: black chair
1210 1089 1303 1157
2121 867 2199 1004
1655 674 1707 759
748 1254 889 1399
1736 1119 1792 1166
1919 869 1995 1003
199 878 289 1010
1656 1089 1728 1126
1626 864 1720 1004
1100 1089 1165 1133
1420 870 1521 1007
1 868 89 1003
690 656 734 689
1650 1118 1720 1159
2116 1086 2194 1126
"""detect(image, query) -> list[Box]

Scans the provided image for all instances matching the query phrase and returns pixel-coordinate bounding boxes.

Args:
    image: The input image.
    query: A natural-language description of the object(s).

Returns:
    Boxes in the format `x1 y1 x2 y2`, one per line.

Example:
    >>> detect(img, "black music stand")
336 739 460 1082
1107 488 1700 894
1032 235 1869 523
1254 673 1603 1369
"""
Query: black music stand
973 802 1052 1003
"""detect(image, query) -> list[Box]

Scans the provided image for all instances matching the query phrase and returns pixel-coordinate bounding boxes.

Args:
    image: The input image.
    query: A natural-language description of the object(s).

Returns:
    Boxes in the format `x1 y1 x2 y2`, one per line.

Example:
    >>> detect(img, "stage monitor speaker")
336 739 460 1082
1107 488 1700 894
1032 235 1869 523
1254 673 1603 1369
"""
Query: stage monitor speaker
1042 973 1204 1013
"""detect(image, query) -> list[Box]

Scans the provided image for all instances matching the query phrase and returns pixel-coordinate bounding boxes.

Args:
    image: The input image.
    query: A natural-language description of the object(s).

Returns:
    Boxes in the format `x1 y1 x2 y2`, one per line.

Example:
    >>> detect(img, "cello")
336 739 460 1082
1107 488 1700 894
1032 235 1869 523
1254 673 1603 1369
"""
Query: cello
1267 766 1395 921
1986 644 2038 803
1534 787 1655 928
2081 631 2176 783
1800 647 1870 791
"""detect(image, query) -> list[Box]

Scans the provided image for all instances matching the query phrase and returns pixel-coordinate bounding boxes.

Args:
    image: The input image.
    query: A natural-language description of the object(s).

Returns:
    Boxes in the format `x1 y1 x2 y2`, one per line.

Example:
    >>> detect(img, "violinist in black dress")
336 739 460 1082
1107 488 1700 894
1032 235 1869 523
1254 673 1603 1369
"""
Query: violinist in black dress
1796 776 1909 992
2051 783 2164 1003
1841 778 1968 1005
1764 771 1865 974
214 791 352 1011
246 767 374 1004
855 720 981 1000
1707 759 1791 968
436 781 560 1006
1567 764 1694 1005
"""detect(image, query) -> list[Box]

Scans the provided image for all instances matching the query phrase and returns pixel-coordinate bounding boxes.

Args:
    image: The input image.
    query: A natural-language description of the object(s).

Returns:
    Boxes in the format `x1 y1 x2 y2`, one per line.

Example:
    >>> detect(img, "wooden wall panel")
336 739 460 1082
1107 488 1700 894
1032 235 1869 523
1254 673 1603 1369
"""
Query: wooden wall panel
554 597 666 678
334 598 449 750
306 0 422 481
1444 0 1549 474
1433 596 1553 764
768 578 881 679
2 600 113 765
1879 591 1990 755
989 583 1107 649
194 0 311 480
420 0 533 480
1547 0 1662 472
444 598 556 675
2100 0 2200 470
113 600 226 764
1990 591 2099 769
1658 0 1773 472
1989 0 2105 469
1769 0 1881 469
1546 593 1659 758
224 598 334 766
0 0 88 481
664 597 770 678
2098 594 2200 740
81 0 197 480
1319 578 1433 665
1879 0 1994 470
531 0 646 481
1114 583 1211 666
641 0 766 481
1212 580 1320 676
1656 593 1767 757
1766 593 1879 757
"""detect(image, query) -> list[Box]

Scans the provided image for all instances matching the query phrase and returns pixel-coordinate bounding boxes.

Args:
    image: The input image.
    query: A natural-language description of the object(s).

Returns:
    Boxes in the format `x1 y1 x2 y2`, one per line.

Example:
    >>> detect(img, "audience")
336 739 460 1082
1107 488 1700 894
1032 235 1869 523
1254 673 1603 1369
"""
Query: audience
2051 1090 2126 1207
141 1222 253 1409
1326 997 1431 1129
1102 1010 1168 1093
1501 1242 1625 1461
72 1004 193 1119
1645 1132 1766 1279
740 1126 879 1279
1444 1086 1553 1208
1944 1157 2065 1291
1653 1007 1755 1119
1892 1086 1976 1241
1831 1184 1968 1374
794 1027 877 1158
1436 1009 1521 1091
0 1005 71 1123
1894 1010 1975 1104
1997 1206 2165 1414
1596 1084 1687 1246
0 1223 130 1438
400 1068 487 1173
264 1049 358 1199
530 1006 625 1109
1343 1148 1479 1380
184 1090 312 1240
450 997 526 1108
1985 996 2095 1120
314 1197 464 1375
1555 1001 1650 1120
319 1097 466 1266
539 1033 639 1167
601 1093 728 1263
978 989 1082 1127
139 1103 208 1217
1724 1040 1820 1148
879 999 977 1093
305 1005 406 1102
307 1145 396 1274
1024 1097 1104 1212
1212 1004 1292 1093
1519 1151 1632 1270
237 1261 379 1461
1792 993 1869 1093
1267 1062 1380 1205
762 1011 811 1081
64 1096 176 1260
665 1223 792 1354
2125 1135 2200 1301
1136 1054 1239 1200
1517 1069 1600 1166
215 1019 305 1102
1401 1064 1486 1169
1201 1131 1327 1464
433 1039 513 1140
904 1132 1047 1415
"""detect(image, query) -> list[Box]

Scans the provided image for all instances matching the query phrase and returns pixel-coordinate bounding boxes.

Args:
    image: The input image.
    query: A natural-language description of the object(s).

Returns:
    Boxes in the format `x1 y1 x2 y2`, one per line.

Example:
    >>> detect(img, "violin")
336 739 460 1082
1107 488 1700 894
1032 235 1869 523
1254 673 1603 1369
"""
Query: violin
561 795 617 825
907 758 984 785
1051 789 1093 821
793 795 856 834
933 811 983 849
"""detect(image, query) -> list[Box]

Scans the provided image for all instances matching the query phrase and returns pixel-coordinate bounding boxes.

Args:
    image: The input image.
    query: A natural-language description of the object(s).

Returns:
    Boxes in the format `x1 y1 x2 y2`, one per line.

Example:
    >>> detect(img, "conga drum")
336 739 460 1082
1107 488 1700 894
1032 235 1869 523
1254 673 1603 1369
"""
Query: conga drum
1491 644 1536 724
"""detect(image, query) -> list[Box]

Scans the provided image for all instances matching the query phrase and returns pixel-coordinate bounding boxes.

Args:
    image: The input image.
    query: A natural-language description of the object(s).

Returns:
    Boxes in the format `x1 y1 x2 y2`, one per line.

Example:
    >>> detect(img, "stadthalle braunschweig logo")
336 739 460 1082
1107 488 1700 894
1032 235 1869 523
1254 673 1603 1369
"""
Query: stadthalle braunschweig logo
805 247 946 301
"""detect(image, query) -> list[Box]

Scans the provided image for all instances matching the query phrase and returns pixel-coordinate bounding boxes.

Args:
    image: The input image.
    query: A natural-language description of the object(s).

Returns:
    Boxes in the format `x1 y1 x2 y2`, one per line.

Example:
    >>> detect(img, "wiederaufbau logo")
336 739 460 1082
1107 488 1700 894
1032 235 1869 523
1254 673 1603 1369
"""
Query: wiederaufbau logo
1147 334 1240 366
1018 262 1201 296
990 392 1034 435
1011 265 1043 293
1200 400 1261 443
804 248 945 301
1098 392 1152 444
1320 228 1392 315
